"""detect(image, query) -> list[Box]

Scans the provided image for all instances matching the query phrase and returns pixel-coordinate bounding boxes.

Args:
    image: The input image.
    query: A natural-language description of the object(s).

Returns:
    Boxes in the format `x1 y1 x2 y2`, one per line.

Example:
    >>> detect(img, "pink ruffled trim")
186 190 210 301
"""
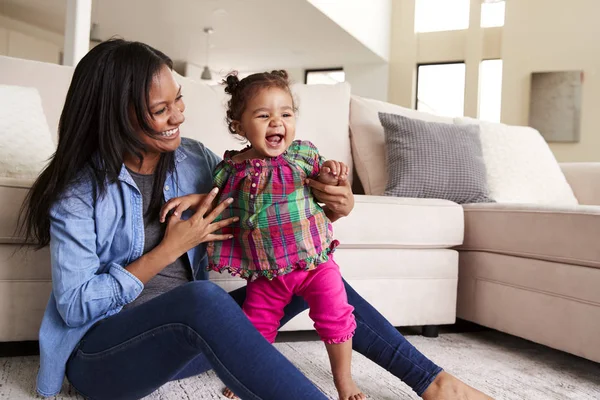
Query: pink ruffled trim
323 331 355 345
208 240 339 282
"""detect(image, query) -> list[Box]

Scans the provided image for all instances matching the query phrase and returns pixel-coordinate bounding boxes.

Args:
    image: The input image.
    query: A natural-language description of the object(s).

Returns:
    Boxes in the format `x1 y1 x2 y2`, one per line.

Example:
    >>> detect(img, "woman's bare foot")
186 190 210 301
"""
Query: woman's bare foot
422 371 493 400
222 387 238 399
334 374 366 400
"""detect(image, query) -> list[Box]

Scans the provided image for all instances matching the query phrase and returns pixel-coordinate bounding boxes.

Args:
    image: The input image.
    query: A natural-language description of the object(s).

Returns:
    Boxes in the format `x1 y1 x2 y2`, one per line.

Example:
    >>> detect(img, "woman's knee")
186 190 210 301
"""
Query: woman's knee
180 280 232 305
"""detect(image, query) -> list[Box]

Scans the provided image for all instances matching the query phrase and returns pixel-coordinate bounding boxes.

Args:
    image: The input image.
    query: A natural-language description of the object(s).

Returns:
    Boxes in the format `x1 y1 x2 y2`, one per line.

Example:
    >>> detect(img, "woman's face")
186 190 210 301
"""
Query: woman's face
133 65 186 155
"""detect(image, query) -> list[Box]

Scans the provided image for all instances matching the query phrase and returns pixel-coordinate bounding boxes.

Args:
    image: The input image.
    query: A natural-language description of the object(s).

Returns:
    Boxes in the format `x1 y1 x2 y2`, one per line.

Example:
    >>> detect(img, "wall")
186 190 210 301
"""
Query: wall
183 62 388 102
0 14 61 64
501 0 600 161
389 0 500 114
388 0 417 108
388 0 600 161
344 63 389 101
307 0 392 61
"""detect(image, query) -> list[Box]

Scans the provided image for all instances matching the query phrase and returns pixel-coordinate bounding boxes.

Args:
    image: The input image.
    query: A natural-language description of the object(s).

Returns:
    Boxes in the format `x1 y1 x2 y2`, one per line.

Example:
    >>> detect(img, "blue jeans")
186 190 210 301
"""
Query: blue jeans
66 280 442 400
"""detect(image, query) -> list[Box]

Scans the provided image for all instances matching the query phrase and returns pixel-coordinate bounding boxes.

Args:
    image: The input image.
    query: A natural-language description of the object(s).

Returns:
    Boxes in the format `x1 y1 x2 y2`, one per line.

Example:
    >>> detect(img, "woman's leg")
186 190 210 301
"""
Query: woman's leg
66 281 328 400
232 279 440 396
230 280 491 399
341 281 443 396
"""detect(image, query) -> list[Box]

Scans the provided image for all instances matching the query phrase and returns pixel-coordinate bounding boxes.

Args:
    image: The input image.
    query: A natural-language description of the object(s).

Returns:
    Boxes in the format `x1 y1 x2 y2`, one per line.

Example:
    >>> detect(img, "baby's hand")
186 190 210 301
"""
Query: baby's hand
318 160 349 186
160 193 208 223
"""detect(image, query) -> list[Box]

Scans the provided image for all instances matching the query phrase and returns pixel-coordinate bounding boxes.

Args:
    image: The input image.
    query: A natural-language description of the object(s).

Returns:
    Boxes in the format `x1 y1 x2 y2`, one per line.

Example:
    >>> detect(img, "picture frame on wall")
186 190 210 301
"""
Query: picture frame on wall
528 70 583 143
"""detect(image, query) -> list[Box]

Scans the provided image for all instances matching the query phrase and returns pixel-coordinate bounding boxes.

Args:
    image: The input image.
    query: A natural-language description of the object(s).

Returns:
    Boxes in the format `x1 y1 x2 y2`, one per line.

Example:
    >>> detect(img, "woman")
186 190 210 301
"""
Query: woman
20 39 491 400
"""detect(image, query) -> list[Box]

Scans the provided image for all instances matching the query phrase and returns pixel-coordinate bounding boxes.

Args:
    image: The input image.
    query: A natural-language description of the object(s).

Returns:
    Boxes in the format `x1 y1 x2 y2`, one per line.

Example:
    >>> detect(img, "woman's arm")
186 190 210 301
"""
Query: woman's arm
129 188 235 283
49 188 143 328
306 178 354 222
50 187 235 328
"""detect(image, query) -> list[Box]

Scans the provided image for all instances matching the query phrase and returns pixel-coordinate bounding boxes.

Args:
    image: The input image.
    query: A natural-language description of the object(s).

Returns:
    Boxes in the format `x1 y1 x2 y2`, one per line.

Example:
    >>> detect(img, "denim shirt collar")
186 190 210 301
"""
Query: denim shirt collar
117 147 188 184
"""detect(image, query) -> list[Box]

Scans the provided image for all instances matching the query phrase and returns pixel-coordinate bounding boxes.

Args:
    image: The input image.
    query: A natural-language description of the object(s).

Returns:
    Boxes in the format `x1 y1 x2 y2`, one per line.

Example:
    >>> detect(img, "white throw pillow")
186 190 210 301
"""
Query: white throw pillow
349 95 453 195
455 117 578 206
0 85 56 180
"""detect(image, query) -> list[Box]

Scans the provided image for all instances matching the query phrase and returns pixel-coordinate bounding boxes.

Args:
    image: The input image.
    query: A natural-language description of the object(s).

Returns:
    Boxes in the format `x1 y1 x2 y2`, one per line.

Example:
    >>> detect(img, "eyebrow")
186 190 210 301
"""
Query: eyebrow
150 85 182 109
252 105 294 114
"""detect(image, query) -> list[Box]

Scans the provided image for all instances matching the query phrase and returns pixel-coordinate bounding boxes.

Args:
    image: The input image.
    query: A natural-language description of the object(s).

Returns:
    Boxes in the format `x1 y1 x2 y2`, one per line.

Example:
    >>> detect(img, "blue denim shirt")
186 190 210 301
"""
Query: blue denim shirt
36 138 221 397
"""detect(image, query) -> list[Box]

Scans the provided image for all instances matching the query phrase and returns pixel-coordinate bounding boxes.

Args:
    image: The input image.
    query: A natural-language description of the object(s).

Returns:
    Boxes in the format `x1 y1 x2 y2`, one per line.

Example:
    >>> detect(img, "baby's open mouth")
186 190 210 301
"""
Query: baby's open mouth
266 134 284 146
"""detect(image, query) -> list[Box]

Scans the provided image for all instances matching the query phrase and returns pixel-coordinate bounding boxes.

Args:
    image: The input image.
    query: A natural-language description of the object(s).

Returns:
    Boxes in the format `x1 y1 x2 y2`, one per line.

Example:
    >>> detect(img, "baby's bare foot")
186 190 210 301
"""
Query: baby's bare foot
422 371 493 400
222 387 238 399
334 375 366 400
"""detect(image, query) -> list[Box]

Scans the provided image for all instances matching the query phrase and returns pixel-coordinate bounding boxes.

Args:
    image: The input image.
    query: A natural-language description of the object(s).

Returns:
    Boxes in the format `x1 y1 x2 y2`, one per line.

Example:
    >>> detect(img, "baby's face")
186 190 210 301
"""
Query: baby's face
237 87 296 159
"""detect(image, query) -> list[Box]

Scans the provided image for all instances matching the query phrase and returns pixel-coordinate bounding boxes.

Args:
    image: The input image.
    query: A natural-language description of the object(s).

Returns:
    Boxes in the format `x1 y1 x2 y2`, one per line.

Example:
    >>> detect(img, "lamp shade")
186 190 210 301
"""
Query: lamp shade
201 66 212 80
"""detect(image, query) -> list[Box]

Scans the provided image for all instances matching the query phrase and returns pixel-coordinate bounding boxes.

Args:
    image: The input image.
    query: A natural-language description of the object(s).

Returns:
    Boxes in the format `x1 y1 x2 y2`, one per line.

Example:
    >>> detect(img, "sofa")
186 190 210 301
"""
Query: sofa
0 54 462 343
1 54 599 366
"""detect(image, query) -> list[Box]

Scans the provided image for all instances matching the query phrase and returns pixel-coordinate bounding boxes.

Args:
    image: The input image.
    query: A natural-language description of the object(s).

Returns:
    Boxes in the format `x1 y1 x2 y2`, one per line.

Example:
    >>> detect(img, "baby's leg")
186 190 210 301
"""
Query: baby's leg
298 260 365 400
223 276 293 398
325 340 365 400
243 275 293 343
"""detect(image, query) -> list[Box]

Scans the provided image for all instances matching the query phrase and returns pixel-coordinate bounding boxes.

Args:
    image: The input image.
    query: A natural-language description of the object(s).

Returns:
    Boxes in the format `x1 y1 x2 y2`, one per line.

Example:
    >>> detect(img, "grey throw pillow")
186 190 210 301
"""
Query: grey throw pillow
379 112 493 204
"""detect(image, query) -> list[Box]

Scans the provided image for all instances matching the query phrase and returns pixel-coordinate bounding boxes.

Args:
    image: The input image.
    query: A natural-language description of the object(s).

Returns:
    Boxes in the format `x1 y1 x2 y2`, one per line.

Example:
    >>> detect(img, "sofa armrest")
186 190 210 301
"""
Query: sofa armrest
560 163 600 206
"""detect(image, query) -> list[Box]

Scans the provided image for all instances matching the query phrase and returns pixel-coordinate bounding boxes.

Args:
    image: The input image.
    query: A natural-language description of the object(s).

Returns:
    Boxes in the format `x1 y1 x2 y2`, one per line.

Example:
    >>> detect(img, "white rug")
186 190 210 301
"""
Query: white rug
1 331 599 399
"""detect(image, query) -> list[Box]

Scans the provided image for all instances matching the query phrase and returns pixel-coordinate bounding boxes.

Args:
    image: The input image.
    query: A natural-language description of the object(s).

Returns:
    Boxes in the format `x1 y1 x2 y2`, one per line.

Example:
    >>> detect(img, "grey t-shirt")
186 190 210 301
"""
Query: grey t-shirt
123 169 192 309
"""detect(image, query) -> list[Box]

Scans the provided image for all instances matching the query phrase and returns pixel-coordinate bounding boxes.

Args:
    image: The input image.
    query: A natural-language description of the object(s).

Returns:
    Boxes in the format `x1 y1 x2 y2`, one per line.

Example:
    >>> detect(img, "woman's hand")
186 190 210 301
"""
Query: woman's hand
158 188 238 263
160 193 206 222
306 177 354 222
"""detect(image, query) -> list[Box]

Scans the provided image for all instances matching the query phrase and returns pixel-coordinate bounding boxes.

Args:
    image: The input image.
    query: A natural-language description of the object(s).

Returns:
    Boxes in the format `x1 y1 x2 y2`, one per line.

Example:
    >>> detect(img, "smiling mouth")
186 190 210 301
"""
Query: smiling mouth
266 134 284 146
160 127 179 138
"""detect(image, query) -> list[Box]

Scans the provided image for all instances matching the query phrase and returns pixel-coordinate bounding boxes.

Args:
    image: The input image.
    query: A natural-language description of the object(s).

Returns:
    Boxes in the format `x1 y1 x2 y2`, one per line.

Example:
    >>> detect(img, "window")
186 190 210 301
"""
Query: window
478 60 503 122
416 62 466 118
415 0 470 33
305 68 345 85
481 0 505 28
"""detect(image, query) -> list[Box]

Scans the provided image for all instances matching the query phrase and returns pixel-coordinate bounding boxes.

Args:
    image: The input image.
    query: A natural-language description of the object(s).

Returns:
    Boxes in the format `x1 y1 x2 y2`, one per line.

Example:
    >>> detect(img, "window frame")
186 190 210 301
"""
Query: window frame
478 58 503 122
415 61 466 113
304 67 344 84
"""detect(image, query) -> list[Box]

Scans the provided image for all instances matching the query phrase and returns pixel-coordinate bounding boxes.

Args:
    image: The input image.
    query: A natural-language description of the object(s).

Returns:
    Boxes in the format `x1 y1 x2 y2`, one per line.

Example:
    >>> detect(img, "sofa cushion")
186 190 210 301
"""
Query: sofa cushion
0 85 56 180
560 162 600 206
349 95 453 196
379 113 492 204
455 117 578 206
334 195 464 248
291 82 353 177
461 203 600 269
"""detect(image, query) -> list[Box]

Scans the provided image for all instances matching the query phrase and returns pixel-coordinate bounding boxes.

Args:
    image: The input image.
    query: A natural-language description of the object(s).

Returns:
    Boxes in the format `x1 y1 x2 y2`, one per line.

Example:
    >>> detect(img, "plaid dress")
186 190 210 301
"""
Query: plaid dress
207 140 338 281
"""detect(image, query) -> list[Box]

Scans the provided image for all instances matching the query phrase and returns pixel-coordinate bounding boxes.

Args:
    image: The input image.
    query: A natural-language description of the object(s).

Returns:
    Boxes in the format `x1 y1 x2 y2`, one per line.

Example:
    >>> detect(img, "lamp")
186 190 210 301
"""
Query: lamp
201 27 214 80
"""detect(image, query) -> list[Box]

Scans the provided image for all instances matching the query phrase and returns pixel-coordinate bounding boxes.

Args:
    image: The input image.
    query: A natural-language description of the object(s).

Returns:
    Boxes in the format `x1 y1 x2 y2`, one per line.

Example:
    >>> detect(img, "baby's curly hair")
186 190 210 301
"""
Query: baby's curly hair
222 70 297 135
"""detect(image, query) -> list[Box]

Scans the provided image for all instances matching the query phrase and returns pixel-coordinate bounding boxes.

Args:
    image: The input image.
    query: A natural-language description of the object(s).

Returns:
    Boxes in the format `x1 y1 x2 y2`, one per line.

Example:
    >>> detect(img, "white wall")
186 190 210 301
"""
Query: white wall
307 0 392 61
0 27 8 55
344 63 389 101
389 0 599 162
0 14 61 63
501 0 600 162
389 0 500 113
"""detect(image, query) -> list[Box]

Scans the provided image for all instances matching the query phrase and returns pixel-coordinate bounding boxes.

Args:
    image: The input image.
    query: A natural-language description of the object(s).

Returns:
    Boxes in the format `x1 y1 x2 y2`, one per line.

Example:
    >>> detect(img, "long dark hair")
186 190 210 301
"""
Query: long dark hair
18 39 175 249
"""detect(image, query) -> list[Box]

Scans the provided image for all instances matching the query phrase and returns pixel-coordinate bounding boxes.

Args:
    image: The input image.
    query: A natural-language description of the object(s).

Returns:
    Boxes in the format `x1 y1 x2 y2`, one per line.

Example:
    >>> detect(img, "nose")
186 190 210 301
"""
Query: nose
269 117 282 127
170 102 185 125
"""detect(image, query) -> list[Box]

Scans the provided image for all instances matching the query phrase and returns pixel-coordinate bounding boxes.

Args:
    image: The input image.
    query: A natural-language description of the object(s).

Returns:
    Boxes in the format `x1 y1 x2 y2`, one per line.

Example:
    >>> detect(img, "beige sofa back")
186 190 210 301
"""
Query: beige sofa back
0 55 354 174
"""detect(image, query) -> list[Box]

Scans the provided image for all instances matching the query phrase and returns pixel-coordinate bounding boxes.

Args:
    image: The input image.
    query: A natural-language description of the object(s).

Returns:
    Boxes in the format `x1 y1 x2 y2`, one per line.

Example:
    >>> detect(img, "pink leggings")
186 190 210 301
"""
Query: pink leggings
243 258 356 344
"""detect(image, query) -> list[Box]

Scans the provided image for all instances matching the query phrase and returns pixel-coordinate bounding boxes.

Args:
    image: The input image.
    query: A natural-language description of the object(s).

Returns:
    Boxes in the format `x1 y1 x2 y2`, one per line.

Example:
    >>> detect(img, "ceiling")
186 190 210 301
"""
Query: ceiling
0 0 384 73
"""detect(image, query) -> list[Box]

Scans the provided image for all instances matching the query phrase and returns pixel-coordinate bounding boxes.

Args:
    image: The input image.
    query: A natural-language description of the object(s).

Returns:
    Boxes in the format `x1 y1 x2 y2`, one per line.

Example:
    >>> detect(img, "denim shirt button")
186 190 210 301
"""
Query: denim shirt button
164 185 170 191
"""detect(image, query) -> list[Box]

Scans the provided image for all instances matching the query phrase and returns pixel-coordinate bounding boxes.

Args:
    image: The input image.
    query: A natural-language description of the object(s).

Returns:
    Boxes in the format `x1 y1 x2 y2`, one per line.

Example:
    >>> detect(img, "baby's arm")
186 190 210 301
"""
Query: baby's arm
318 160 350 187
